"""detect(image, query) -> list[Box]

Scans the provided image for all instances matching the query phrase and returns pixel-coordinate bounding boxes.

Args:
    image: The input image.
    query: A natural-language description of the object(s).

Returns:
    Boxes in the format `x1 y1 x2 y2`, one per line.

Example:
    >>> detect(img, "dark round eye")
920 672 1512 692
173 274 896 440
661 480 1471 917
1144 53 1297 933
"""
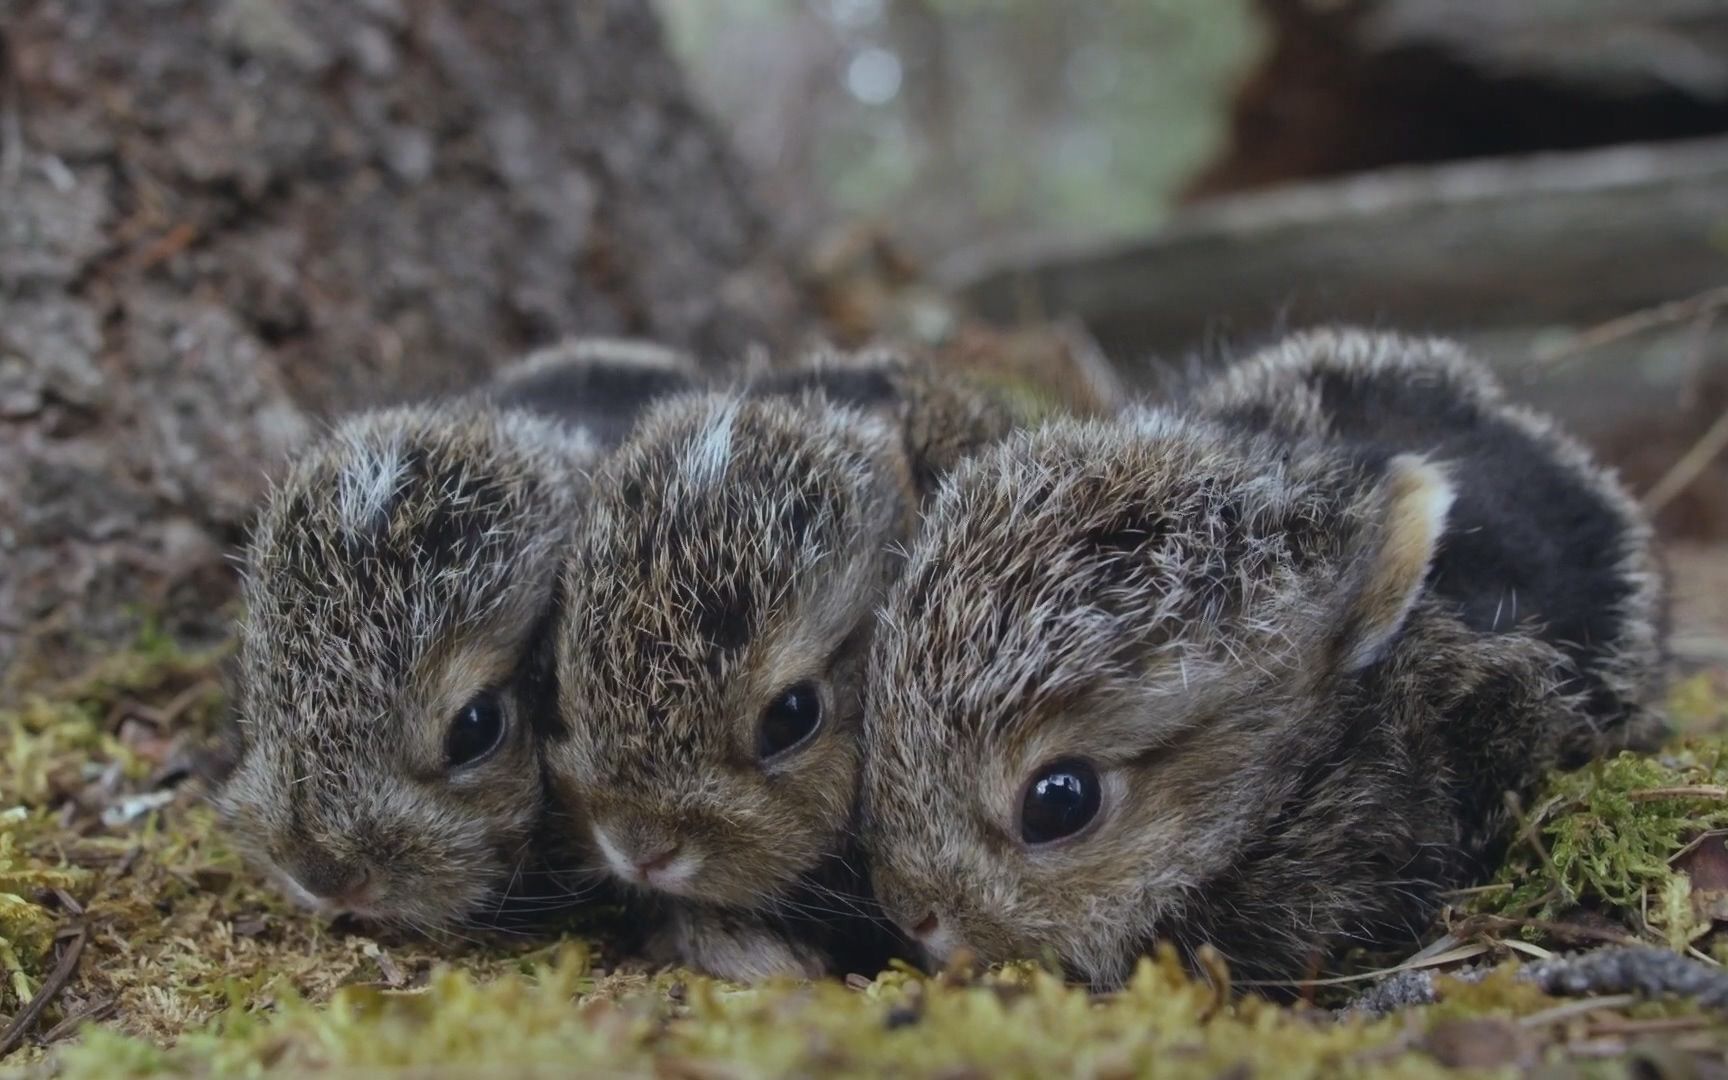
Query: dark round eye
758 681 823 760
445 692 506 768
1020 759 1102 845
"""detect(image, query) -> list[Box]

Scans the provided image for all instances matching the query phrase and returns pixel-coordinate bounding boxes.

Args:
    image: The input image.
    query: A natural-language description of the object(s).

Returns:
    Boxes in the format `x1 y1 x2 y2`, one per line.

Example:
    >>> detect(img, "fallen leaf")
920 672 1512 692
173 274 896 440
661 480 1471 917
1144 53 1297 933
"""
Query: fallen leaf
1673 832 1728 922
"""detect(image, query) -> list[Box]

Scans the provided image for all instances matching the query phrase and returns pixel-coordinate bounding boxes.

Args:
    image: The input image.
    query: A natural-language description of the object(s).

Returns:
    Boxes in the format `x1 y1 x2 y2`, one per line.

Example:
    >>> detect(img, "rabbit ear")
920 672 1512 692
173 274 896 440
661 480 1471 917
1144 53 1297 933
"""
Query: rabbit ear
485 337 702 450
1338 455 1455 673
743 351 905 413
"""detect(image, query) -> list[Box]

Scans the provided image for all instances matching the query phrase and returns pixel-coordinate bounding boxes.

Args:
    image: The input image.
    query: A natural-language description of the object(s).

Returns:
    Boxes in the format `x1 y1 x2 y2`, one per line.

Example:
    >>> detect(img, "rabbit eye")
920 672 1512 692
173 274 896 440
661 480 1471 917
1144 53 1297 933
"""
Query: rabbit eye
1020 759 1102 845
446 691 506 768
758 681 823 760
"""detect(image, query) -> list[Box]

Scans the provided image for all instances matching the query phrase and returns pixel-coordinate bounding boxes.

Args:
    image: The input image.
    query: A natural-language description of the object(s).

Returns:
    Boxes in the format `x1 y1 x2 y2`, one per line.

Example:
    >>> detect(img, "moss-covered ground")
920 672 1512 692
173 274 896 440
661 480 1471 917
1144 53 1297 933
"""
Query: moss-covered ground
4 638 1728 1077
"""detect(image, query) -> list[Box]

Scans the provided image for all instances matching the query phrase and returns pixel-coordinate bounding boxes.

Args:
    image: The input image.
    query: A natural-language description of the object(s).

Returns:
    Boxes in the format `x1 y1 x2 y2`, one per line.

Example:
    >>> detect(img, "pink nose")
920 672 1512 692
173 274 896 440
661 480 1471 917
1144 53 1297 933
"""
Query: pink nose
290 856 372 906
634 845 681 877
910 911 939 939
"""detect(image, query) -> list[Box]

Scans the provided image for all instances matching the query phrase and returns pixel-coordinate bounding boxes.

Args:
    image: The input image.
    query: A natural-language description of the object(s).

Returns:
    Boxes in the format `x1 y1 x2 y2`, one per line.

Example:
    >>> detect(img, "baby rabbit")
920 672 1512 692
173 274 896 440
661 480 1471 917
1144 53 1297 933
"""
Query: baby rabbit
1190 328 1666 746
214 340 695 930
860 329 1665 989
549 348 1014 980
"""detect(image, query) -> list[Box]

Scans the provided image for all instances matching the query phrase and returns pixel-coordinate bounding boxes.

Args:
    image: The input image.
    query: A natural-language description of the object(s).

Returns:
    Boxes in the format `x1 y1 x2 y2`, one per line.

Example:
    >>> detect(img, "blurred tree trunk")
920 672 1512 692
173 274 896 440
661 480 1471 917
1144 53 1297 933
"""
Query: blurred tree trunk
0 0 805 688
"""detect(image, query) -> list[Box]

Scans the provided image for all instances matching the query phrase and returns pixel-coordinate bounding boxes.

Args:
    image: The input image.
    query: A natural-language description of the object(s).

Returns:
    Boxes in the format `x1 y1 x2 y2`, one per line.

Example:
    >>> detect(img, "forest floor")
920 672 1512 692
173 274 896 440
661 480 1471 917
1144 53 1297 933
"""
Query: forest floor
2 545 1728 1078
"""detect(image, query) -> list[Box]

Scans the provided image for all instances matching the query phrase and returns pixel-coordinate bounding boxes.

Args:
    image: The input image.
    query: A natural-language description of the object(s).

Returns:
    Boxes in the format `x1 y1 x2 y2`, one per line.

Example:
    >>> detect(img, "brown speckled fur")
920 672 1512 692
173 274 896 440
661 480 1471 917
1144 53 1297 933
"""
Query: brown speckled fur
550 350 1014 981
215 339 694 930
860 331 1665 990
217 404 595 929
1191 328 1667 754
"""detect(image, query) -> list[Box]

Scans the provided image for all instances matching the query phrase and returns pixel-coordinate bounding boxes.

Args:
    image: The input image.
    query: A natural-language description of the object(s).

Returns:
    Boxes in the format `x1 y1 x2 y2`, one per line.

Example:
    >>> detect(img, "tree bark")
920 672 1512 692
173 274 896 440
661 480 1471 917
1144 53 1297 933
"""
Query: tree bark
0 0 805 688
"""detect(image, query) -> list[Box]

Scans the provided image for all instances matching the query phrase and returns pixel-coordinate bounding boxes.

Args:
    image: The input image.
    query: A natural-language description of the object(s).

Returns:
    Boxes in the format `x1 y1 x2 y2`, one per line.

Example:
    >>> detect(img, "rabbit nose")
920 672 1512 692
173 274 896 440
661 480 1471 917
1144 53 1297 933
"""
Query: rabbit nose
594 823 701 893
289 855 371 904
634 843 682 876
900 909 960 963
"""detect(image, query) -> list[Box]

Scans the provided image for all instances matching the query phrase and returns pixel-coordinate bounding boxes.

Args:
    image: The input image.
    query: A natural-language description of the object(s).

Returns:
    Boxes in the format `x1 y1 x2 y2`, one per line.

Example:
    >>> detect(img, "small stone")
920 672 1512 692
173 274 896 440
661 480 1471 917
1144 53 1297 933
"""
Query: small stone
1422 1017 1532 1069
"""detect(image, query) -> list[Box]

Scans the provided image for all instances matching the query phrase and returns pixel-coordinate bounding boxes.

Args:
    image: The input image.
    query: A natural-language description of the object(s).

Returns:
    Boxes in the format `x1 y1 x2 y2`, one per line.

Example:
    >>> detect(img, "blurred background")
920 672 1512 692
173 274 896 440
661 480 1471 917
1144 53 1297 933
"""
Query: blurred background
661 0 1728 680
662 0 1258 255
3 0 1728 685
665 1 1728 253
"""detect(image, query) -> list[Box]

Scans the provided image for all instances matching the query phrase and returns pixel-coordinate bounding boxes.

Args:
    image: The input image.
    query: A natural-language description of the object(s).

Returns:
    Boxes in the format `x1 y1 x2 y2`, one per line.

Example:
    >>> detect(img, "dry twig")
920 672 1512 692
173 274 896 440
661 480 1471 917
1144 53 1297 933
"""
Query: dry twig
0 925 88 1059
1643 403 1728 514
1628 785 1728 802
35 996 118 1046
1535 286 1728 364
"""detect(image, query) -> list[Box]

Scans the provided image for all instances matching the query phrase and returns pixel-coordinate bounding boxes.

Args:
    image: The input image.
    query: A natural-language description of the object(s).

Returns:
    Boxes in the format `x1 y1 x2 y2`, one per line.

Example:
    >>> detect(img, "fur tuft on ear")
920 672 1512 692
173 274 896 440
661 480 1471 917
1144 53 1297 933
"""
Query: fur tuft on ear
1340 454 1456 672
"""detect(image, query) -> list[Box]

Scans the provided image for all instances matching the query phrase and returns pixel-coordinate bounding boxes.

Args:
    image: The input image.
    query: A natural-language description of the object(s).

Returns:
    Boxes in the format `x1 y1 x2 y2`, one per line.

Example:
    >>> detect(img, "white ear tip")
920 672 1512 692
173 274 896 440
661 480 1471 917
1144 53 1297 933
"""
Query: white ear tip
1388 454 1456 539
1342 455 1456 672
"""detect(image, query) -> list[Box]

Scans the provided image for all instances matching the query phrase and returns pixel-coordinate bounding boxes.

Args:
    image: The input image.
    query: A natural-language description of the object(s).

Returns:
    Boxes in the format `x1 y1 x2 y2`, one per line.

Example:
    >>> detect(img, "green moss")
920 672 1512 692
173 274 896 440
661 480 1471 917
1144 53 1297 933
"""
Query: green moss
1 634 231 1013
1 813 71 1010
41 948 1494 1080
1668 673 1728 734
1424 967 1557 1021
1466 673 1728 955
1558 750 1718 892
4 640 1728 1076
1475 727 1728 949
